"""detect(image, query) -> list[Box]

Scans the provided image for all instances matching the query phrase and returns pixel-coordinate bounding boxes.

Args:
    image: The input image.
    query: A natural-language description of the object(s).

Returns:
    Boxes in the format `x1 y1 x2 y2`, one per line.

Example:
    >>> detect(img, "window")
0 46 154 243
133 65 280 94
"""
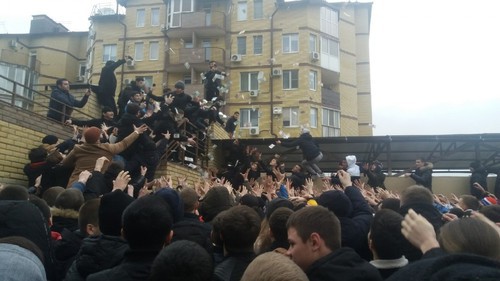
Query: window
253 35 263 55
141 76 154 88
309 34 317 52
320 7 339 37
240 72 259 91
134 42 144 61
136 9 145 27
254 0 263 19
103 44 117 62
151 8 160 26
183 75 192 84
78 62 86 77
283 70 299 89
283 107 299 127
321 37 339 57
240 108 259 128
237 1 247 21
149 41 159 60
310 107 318 128
309 70 317 90
282 33 299 53
168 0 194 27
237 37 246 55
322 108 340 136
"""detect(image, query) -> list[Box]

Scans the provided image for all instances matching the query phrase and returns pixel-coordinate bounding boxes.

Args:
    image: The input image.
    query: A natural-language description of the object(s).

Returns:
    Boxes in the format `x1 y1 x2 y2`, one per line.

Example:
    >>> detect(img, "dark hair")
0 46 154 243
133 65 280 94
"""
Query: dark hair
479 205 500 223
135 76 144 82
370 209 405 259
28 195 51 224
125 102 140 115
122 195 173 250
78 198 100 235
0 185 29 201
400 185 433 206
54 188 84 211
56 78 68 87
216 205 261 253
459 195 480 211
101 106 113 114
286 206 341 251
42 186 65 207
28 147 47 163
150 240 213 281
269 207 294 243
379 198 401 212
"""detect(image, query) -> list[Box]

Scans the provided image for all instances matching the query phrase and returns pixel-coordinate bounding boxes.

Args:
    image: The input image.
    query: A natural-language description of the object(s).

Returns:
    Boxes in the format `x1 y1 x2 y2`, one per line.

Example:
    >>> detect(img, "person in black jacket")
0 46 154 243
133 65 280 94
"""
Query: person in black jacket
47 78 91 122
405 158 433 192
276 128 323 178
286 182 383 281
469 161 488 199
65 106 117 129
90 57 128 115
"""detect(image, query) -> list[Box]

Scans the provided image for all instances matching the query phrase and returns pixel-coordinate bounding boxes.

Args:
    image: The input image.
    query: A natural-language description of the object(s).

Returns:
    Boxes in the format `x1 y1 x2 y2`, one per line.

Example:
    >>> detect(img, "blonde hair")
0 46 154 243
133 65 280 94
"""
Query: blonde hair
241 252 309 281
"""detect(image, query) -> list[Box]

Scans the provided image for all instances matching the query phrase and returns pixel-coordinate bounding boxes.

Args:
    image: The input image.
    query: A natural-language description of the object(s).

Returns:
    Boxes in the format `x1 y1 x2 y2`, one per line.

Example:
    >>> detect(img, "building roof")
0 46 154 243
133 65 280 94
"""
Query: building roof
214 133 500 174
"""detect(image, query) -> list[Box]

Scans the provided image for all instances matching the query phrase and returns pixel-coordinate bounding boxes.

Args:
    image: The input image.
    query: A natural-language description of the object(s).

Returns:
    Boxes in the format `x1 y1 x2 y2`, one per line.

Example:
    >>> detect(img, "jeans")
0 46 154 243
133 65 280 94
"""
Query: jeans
302 152 323 176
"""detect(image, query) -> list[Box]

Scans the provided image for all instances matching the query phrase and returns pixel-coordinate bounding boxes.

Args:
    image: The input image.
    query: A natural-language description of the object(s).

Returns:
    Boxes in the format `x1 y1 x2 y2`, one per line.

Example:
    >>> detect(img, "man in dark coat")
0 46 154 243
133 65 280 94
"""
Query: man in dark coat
469 161 488 199
405 158 433 192
91 58 128 115
47 78 91 122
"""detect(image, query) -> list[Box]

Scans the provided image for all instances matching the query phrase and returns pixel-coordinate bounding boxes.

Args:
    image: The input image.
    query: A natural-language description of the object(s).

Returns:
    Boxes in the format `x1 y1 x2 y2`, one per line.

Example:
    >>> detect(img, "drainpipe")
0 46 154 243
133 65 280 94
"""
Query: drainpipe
269 3 279 138
118 3 127 93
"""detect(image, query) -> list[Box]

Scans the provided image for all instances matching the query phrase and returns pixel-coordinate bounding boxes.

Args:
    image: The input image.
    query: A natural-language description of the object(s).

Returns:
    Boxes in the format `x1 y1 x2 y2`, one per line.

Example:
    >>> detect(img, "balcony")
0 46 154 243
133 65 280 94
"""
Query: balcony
164 11 226 38
166 47 225 73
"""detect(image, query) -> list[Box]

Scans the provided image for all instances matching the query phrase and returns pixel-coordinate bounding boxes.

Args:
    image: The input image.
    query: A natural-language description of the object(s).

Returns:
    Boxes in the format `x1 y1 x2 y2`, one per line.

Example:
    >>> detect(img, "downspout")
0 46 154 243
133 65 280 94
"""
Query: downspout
118 3 127 93
269 3 279 138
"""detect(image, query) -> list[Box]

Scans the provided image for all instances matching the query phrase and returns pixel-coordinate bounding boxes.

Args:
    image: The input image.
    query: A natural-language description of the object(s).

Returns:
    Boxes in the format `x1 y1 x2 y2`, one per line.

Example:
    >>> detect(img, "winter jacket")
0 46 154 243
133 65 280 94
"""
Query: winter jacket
47 87 89 122
213 252 255 281
280 132 321 161
470 166 488 199
172 213 213 255
306 248 383 281
86 249 159 281
410 162 433 190
61 131 139 187
64 235 128 281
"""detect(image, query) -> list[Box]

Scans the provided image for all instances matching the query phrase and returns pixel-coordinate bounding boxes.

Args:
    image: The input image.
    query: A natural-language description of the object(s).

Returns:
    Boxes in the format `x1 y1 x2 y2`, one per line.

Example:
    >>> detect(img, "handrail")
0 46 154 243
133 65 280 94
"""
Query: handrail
0 74 96 123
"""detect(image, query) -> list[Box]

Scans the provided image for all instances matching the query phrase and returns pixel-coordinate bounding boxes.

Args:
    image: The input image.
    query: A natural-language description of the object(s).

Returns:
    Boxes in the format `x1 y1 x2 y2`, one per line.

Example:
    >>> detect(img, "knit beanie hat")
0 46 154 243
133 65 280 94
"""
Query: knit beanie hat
42 135 58 145
155 188 184 223
83 127 101 144
99 190 134 236
317 190 353 217
174 81 185 90
198 186 233 223
266 198 294 219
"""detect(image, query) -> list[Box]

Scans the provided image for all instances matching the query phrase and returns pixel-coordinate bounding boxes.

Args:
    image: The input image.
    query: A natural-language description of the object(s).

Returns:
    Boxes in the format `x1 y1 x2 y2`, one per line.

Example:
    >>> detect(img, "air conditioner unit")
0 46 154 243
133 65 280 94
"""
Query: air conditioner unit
273 107 282 115
76 75 85 82
126 59 135 67
230 54 242 62
272 68 282 77
310 51 320 62
249 90 259 97
9 40 18 49
249 127 260 135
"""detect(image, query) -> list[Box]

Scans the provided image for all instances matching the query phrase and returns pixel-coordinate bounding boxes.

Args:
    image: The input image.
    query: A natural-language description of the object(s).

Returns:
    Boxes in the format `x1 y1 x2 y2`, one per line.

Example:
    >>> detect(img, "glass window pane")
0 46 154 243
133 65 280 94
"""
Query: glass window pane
182 0 192 12
254 0 263 19
134 42 144 61
253 35 262 55
136 9 145 27
150 42 159 60
238 2 247 21
241 73 249 91
237 37 246 55
151 8 160 26
250 72 258 90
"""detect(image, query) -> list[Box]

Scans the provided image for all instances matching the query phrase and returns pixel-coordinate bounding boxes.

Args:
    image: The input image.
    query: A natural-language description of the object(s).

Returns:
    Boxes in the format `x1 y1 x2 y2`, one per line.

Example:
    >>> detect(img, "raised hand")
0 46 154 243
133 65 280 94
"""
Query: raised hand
113 170 131 191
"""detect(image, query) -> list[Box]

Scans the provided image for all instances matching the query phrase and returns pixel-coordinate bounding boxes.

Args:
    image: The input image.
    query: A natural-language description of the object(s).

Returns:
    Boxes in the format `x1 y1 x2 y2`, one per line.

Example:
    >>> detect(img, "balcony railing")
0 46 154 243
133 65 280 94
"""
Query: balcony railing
167 47 225 72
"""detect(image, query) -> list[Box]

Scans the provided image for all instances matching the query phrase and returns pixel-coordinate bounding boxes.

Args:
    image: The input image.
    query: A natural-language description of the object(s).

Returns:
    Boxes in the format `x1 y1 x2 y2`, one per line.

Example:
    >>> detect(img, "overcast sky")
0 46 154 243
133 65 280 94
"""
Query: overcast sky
1 0 499 136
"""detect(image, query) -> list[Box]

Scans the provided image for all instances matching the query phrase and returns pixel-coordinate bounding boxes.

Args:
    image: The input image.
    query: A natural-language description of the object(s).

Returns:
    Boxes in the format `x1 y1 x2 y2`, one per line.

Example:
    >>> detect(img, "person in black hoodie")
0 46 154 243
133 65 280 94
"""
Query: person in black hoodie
286 202 382 281
90 58 128 115
405 158 433 192
469 160 488 199
276 127 323 178
87 195 174 281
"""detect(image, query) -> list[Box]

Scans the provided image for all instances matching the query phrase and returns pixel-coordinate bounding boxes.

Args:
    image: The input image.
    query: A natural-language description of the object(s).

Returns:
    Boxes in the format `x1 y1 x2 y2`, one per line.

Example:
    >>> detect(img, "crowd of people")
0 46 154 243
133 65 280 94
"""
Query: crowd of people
1 59 500 281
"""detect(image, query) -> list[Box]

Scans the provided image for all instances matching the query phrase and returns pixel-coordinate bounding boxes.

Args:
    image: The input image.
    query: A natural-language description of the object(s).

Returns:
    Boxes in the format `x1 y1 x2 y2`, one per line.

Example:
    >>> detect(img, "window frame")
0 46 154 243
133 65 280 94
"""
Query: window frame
149 41 159 60
240 108 259 128
322 108 341 137
282 33 299 54
237 36 247 55
309 70 317 91
283 107 299 127
134 42 144 61
253 0 264 19
102 44 117 62
136 9 146 27
310 107 318 128
240 72 259 91
283 70 299 90
237 1 248 21
151 8 160 26
253 35 263 55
